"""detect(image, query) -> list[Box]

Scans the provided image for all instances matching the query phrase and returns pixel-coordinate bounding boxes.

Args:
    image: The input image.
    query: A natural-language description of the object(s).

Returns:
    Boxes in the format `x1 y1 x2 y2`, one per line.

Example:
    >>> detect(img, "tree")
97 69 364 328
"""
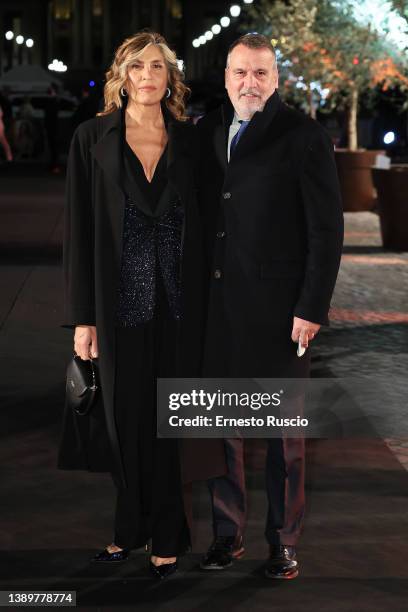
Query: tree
245 0 408 149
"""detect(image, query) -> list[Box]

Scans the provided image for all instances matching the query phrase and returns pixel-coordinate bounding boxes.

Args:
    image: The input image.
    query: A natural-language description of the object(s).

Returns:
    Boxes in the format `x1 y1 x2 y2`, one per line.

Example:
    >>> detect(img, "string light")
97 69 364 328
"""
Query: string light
193 1 256 50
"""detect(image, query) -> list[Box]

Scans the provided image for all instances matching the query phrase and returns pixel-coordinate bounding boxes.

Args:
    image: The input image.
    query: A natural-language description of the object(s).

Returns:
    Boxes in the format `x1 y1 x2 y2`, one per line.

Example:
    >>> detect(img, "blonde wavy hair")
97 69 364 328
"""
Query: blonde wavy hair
98 31 190 121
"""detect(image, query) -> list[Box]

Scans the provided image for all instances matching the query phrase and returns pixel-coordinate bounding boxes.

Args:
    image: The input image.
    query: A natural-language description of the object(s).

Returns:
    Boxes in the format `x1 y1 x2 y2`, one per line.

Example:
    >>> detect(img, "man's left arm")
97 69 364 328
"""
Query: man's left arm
292 126 344 346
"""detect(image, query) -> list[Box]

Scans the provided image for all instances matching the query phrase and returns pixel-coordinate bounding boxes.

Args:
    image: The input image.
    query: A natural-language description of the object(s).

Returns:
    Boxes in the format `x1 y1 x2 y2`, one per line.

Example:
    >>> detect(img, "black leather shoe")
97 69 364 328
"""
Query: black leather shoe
264 545 298 579
91 548 130 563
149 560 178 579
200 535 245 570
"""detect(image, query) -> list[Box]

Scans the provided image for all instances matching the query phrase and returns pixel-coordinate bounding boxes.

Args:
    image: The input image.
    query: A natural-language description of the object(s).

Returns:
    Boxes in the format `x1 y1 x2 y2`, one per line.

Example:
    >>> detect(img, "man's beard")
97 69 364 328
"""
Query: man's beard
236 91 265 118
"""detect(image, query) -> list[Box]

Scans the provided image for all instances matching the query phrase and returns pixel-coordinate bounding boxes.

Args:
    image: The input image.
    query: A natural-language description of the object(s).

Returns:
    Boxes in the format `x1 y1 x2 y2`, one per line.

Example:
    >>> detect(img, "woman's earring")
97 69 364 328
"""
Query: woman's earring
165 87 171 99
120 86 128 97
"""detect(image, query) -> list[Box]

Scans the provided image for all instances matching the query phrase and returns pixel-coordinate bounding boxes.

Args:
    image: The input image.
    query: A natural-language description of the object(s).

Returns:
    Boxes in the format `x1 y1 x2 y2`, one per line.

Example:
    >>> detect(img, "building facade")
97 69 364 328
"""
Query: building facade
0 0 245 91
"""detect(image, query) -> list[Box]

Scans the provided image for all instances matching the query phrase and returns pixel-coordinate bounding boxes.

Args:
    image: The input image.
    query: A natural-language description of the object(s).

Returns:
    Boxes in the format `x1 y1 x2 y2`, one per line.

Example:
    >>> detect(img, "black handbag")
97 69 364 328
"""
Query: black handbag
66 355 99 416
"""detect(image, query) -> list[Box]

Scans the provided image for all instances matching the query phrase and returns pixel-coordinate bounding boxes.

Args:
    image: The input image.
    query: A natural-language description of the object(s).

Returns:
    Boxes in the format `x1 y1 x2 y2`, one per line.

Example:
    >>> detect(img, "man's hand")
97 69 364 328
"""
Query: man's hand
74 325 98 360
291 317 321 349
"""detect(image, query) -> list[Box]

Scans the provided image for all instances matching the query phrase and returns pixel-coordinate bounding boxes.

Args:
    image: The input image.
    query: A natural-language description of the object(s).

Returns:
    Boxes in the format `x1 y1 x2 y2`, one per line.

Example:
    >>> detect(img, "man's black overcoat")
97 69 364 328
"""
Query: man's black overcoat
58 107 226 487
196 92 344 378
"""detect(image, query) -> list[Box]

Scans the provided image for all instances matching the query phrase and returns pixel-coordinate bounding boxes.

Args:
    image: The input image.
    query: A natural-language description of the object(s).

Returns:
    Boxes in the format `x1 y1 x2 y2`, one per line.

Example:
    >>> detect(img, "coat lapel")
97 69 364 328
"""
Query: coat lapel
90 109 124 196
228 91 282 163
213 103 232 171
166 115 193 200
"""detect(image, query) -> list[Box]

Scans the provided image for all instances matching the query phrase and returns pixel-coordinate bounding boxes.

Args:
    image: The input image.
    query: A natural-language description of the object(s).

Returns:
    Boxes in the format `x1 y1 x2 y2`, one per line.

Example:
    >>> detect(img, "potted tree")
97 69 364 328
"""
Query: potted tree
372 164 408 250
245 0 408 211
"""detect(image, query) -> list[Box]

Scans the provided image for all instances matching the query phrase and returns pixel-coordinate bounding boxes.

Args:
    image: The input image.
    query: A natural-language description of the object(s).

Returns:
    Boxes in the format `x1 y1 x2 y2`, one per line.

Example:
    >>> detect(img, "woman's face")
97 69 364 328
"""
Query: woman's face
126 45 169 106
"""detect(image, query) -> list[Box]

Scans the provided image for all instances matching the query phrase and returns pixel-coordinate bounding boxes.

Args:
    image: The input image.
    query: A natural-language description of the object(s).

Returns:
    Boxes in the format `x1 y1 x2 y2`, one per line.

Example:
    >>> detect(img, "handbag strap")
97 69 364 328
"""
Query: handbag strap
89 358 97 391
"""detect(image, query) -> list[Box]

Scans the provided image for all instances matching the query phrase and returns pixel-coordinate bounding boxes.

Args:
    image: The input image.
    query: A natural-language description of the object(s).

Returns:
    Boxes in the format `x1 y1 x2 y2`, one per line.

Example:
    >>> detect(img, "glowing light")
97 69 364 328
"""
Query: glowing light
199 35 206 45
349 0 408 51
25 38 34 48
5 31 14 41
16 35 24 45
177 59 185 72
383 131 395 144
244 0 254 3
89 80 95 87
205 31 213 41
220 16 231 27
230 5 241 17
193 39 200 48
48 59 68 72
295 81 307 90
352 56 359 65
212 24 222 35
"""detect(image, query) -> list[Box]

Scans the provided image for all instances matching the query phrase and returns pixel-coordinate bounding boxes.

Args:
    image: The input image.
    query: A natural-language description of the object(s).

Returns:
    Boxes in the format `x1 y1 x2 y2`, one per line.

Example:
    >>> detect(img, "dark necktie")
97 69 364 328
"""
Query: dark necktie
230 120 250 157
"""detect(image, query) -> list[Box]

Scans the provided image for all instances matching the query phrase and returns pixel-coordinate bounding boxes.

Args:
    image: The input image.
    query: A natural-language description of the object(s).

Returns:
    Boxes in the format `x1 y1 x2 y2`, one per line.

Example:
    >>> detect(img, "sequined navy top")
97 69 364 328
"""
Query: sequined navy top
116 137 184 326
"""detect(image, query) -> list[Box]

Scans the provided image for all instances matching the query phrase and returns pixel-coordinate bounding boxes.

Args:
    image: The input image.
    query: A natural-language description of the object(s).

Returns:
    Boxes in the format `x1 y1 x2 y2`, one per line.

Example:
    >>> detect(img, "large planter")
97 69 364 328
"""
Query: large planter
335 149 385 212
372 165 408 251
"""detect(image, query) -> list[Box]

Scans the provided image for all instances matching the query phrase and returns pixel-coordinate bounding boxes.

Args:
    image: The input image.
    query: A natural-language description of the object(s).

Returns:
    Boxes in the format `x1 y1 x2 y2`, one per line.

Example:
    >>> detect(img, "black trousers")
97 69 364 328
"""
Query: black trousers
208 434 305 546
205 314 306 546
113 296 189 556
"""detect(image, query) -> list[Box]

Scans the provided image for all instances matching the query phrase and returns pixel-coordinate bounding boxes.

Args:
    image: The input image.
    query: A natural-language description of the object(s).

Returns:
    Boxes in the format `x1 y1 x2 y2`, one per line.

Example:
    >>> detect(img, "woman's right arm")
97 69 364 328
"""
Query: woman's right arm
63 124 97 359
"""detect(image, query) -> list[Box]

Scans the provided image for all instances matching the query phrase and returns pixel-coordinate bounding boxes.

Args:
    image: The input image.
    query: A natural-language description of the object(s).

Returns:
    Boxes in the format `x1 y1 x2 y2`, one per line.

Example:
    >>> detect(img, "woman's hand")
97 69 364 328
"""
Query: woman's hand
74 325 98 360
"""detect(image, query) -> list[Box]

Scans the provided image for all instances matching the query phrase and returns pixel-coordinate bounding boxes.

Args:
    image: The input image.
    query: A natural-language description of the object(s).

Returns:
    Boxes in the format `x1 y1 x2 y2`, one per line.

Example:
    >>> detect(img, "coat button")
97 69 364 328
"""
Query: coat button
216 231 226 238
223 192 231 199
214 269 222 279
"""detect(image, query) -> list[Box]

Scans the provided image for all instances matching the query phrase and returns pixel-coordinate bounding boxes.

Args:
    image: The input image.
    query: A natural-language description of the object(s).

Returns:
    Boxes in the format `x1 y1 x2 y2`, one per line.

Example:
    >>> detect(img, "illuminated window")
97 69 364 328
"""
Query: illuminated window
53 0 72 20
92 0 103 17
167 0 182 19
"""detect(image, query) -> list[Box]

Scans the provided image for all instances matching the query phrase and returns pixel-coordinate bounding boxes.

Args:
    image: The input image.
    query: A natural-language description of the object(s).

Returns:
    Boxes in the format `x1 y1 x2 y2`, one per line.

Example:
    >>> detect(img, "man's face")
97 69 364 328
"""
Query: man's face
225 44 278 119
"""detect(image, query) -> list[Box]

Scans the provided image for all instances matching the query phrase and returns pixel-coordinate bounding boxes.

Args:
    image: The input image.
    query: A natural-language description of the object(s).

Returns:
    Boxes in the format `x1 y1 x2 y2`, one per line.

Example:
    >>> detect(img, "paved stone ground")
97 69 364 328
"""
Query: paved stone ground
1 172 408 610
313 211 408 468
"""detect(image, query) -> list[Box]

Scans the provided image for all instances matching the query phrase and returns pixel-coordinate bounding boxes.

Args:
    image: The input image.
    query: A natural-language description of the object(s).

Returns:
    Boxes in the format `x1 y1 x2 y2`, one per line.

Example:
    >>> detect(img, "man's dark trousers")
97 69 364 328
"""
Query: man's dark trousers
209 435 305 546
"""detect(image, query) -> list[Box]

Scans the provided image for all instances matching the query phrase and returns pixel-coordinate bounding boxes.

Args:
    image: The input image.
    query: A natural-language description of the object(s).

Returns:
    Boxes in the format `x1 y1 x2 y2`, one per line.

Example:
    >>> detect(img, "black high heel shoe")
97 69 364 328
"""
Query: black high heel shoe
149 560 178 579
91 548 130 563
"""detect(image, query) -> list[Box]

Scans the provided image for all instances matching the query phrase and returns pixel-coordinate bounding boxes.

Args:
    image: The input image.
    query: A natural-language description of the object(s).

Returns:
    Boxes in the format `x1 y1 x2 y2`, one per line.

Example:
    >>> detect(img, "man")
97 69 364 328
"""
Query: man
196 33 343 579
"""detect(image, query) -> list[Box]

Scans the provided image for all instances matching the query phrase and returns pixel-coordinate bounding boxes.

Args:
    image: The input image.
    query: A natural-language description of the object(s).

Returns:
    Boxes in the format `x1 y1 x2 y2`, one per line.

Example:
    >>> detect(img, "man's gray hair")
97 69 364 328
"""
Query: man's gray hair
226 33 277 68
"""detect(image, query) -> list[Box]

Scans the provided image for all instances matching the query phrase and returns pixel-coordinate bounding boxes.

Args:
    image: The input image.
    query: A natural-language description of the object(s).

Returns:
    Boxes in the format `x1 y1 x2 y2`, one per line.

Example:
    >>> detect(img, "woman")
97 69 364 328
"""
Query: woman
59 31 225 579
